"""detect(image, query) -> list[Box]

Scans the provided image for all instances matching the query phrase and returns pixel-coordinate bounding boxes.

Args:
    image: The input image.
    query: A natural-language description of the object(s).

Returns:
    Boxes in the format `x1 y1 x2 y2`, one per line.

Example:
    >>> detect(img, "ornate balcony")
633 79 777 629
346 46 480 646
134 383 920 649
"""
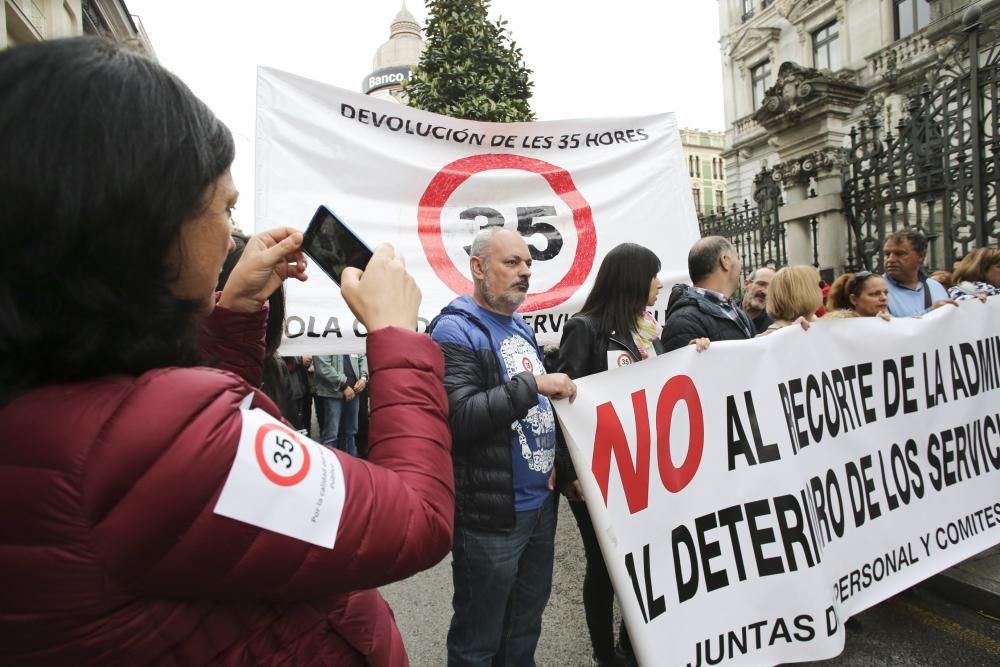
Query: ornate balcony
866 31 936 87
734 113 762 139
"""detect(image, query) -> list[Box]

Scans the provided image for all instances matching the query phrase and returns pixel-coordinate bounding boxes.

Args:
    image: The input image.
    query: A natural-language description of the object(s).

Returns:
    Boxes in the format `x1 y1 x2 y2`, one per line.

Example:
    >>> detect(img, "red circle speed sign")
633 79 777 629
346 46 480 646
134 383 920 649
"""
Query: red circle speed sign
254 423 311 487
418 154 596 311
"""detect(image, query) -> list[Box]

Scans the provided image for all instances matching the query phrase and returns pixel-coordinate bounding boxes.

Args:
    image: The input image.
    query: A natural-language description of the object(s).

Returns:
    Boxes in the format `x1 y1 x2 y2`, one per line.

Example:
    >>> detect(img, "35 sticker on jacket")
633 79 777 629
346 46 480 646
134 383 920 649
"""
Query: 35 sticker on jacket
214 395 346 548
608 350 634 368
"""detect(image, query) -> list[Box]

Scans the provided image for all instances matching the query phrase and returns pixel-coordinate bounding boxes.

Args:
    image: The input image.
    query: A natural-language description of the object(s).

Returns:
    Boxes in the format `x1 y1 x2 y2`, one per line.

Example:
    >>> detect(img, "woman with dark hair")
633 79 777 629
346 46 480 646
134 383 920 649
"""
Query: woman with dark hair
825 271 892 318
0 37 453 665
554 243 665 666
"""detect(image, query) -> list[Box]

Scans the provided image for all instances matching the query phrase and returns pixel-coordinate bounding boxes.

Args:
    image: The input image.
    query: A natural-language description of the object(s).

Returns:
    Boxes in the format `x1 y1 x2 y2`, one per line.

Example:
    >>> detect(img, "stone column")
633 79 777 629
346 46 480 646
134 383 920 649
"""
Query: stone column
773 149 851 274
753 62 866 276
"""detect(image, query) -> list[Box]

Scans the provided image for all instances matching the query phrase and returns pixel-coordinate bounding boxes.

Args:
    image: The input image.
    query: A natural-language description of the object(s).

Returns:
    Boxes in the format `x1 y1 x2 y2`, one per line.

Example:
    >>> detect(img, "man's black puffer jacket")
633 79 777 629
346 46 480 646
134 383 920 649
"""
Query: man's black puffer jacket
660 283 753 352
428 297 541 532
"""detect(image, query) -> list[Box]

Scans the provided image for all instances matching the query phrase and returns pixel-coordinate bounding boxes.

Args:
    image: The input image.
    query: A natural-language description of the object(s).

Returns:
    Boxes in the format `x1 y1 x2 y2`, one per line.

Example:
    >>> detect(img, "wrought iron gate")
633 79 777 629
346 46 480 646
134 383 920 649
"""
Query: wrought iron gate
698 165 786 277
843 13 1000 272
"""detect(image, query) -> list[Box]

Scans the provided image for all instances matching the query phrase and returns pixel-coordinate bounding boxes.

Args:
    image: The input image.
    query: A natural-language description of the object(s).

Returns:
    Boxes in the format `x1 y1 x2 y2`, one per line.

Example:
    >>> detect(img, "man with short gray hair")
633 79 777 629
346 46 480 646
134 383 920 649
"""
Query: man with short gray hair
660 236 754 351
429 227 577 666
742 266 776 334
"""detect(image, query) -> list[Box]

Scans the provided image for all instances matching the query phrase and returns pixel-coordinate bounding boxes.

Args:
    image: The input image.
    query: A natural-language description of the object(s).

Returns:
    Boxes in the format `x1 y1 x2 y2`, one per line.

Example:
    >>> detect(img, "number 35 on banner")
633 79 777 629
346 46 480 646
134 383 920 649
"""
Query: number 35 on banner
215 395 346 548
418 153 597 311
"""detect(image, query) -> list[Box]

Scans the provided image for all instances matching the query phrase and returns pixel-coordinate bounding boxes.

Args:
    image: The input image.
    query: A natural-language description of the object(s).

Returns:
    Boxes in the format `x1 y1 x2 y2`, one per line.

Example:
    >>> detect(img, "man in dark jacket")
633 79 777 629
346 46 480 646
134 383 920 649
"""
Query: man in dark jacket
661 236 754 351
429 227 576 667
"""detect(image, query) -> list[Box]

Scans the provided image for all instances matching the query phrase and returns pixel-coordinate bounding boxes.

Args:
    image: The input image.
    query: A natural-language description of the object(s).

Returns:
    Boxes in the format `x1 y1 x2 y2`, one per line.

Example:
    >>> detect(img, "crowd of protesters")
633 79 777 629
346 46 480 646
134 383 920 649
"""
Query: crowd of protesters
3 36 1000 667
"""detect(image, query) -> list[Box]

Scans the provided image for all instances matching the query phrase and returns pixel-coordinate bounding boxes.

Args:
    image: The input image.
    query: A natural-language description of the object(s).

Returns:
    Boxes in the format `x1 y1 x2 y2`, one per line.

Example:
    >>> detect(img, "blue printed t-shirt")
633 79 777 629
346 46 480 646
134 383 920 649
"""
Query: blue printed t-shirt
472 304 557 512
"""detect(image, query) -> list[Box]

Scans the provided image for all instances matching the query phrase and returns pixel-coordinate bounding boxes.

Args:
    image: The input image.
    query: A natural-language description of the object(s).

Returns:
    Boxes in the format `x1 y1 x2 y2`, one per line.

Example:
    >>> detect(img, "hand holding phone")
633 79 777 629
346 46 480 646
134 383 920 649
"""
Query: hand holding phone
340 244 421 331
218 226 307 313
301 205 374 285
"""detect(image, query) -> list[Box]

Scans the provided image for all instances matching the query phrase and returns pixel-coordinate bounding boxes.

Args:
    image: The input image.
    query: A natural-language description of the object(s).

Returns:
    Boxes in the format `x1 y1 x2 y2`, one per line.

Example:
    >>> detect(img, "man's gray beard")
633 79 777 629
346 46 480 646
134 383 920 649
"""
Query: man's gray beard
481 275 527 313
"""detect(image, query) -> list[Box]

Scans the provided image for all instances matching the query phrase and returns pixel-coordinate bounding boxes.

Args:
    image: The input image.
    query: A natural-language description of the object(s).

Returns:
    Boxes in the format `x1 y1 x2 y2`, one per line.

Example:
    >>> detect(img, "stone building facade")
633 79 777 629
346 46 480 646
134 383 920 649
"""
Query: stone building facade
2 0 152 54
716 0 997 275
681 129 728 216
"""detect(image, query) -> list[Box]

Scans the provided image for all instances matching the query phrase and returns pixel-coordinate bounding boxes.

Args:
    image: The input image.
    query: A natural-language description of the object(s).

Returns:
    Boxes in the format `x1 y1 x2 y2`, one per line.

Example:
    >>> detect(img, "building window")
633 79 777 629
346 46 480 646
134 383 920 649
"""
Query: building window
742 0 754 23
689 155 694 177
751 60 771 110
894 0 930 40
812 22 840 71
693 188 702 214
716 190 725 211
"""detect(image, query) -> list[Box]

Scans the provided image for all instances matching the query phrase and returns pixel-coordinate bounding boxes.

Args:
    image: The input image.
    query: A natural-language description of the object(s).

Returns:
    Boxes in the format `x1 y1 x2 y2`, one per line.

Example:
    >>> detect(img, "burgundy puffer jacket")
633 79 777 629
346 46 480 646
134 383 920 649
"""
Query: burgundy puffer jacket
0 305 454 665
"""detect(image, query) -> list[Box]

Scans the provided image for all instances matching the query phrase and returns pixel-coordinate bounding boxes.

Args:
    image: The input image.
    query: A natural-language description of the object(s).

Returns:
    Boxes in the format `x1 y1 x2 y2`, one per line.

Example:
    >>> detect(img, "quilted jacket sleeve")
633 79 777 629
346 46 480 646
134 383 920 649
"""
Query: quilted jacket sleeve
198 300 267 387
88 327 454 601
431 315 539 442
660 308 705 353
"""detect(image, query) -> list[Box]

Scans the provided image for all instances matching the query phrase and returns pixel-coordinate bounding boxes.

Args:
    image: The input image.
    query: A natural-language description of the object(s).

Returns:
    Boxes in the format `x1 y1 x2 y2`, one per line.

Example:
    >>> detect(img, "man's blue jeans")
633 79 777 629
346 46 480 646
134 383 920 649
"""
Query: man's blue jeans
447 493 557 667
318 396 360 457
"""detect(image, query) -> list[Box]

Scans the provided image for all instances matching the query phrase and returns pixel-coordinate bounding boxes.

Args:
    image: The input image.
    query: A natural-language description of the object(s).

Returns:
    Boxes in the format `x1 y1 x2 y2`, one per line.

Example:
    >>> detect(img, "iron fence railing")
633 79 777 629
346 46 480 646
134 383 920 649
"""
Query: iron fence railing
842 8 1000 273
698 166 787 278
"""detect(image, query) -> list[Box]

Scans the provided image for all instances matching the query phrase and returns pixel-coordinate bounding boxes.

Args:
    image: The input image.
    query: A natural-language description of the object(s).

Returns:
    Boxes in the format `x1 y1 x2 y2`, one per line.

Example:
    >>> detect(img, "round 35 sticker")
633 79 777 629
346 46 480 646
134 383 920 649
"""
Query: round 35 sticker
254 424 311 487
614 352 632 368
417 154 597 311
520 355 536 374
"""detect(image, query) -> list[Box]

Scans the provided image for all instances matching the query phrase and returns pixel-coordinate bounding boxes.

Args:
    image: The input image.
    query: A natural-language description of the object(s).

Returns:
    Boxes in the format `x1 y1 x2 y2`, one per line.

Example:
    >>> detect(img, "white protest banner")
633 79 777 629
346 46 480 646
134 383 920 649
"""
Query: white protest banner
553 300 1000 667
254 67 699 354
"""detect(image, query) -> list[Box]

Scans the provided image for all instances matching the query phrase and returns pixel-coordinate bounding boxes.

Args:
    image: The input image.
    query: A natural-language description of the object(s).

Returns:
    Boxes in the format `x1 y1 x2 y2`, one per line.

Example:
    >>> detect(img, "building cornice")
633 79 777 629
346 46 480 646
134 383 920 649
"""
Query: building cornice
776 0 841 25
729 26 782 64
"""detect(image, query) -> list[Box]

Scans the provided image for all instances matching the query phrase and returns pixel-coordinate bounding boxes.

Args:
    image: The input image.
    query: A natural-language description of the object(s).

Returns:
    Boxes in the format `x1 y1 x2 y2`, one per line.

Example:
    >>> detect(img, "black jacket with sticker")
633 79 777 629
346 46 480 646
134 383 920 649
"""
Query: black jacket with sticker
553 313 665 484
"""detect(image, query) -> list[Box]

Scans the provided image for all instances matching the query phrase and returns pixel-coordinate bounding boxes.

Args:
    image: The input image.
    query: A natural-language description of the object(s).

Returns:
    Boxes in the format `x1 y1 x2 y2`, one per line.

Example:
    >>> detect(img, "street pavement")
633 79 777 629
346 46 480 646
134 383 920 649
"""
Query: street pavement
381 500 1000 666
381 497 594 666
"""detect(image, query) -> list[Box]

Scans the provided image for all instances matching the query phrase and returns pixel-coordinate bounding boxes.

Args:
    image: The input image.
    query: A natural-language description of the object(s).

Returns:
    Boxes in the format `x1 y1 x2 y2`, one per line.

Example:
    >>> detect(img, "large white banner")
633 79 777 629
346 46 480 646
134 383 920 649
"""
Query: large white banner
255 67 699 354
553 300 1000 667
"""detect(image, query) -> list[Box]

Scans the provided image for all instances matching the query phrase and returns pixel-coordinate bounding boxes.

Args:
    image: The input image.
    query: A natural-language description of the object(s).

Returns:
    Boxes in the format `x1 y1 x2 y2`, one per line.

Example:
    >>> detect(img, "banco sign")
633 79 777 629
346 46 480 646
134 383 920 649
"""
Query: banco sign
362 66 414 94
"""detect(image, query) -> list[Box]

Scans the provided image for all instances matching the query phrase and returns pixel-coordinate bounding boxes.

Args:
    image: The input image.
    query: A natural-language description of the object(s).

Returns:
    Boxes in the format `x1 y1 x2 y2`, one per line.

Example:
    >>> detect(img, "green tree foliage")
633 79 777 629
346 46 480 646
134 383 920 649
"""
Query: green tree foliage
406 0 535 122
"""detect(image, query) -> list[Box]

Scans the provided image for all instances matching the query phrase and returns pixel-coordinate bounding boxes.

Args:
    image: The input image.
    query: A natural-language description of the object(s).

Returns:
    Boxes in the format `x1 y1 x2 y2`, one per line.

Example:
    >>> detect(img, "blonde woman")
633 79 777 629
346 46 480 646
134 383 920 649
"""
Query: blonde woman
758 265 824 335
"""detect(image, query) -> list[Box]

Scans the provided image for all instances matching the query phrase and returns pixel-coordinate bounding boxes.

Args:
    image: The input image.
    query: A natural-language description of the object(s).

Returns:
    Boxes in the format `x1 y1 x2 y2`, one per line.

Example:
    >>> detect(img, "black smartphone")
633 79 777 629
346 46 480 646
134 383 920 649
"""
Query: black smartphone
301 205 374 285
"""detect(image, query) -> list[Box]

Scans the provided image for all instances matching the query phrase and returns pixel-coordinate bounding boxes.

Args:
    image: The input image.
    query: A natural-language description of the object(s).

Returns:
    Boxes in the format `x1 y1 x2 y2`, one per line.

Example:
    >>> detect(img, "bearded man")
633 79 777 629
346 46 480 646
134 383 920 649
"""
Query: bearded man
429 227 576 666
741 266 776 334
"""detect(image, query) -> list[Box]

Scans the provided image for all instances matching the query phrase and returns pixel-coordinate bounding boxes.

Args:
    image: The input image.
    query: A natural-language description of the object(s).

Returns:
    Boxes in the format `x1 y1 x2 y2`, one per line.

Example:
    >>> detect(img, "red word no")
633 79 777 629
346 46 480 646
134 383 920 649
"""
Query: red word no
591 375 705 514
